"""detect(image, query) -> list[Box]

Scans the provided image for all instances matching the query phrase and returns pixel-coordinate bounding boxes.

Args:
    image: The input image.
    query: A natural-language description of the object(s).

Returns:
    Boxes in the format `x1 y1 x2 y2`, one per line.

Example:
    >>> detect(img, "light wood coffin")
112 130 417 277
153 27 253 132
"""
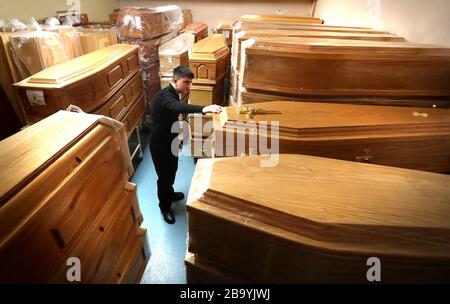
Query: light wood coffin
0 111 149 283
190 34 229 83
186 154 450 283
14 44 140 123
159 32 195 77
240 14 324 25
241 37 450 107
0 32 26 125
117 5 182 40
216 20 238 47
78 28 118 54
9 31 69 80
212 101 450 173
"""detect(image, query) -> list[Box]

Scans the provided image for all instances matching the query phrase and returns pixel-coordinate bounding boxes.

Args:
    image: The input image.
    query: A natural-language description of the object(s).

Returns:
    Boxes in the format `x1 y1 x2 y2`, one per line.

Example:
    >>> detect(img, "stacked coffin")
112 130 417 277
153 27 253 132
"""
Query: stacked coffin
186 155 450 283
185 22 209 42
239 37 450 107
14 44 145 138
211 101 450 173
0 111 149 283
117 5 183 128
158 32 195 88
189 34 229 107
187 113 214 158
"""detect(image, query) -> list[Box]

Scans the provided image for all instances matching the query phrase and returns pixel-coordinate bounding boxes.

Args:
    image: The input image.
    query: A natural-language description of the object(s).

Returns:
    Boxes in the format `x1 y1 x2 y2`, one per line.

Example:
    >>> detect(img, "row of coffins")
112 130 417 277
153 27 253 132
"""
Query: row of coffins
0 25 118 126
185 14 450 283
0 111 149 283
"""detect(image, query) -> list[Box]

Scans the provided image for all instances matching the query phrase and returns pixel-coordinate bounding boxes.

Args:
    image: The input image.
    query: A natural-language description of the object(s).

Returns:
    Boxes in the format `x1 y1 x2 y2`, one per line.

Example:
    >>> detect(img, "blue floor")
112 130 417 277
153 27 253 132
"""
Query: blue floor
131 133 197 284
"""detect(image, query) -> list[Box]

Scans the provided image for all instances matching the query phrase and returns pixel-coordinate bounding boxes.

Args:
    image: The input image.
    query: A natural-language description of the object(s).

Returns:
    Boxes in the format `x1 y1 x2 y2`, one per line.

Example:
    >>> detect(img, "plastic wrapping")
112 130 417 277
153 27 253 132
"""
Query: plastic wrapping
44 25 83 59
9 26 69 79
116 5 183 40
44 17 61 28
78 27 118 55
6 18 27 32
159 32 195 77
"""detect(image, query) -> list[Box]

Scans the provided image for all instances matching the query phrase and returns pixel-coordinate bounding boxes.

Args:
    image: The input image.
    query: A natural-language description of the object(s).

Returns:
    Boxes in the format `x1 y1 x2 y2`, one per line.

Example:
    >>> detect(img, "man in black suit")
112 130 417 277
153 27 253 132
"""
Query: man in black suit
150 66 222 224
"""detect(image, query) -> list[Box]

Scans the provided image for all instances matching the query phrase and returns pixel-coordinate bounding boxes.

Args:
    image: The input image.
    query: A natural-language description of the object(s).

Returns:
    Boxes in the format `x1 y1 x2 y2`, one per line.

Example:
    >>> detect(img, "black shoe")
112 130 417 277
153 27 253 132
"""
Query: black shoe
171 192 185 201
161 209 176 224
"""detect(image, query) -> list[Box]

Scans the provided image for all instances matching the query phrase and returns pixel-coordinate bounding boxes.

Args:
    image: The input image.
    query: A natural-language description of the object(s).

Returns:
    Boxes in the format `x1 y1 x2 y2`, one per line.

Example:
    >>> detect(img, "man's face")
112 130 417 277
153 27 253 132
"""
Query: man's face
173 76 192 95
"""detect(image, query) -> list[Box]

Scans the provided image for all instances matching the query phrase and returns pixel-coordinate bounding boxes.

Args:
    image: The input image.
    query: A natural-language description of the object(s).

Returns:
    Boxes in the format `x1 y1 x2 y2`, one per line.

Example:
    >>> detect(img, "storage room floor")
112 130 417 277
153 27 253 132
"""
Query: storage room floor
131 129 196 284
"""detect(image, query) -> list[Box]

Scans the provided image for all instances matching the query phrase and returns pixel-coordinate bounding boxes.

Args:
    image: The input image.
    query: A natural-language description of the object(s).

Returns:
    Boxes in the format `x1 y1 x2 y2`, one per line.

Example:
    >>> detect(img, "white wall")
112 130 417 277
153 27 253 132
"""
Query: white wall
120 0 314 31
314 0 450 46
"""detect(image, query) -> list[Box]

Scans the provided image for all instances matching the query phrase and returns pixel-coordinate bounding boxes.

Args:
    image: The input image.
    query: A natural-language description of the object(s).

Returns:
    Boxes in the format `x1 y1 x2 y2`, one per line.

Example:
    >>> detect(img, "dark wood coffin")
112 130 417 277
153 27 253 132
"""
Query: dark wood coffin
241 37 450 107
186 154 450 283
0 111 149 283
212 101 450 173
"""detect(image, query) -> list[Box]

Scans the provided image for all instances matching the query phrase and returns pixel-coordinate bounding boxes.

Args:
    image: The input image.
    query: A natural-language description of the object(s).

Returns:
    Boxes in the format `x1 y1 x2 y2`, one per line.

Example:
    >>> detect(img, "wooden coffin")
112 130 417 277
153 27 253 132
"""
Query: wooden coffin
216 20 238 47
46 26 84 59
189 78 225 107
0 111 149 283
188 113 214 158
14 44 140 123
0 32 26 125
119 29 180 66
117 5 182 40
190 34 229 83
93 71 145 137
9 31 69 79
241 37 450 107
186 22 209 42
159 32 195 77
240 14 324 25
240 90 450 108
186 154 450 283
212 101 450 173
182 9 193 29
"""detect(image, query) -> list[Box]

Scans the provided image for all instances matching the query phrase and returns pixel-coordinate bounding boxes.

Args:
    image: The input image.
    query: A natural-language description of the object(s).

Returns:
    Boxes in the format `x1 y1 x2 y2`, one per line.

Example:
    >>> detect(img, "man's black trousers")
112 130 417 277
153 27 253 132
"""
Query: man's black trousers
150 144 178 211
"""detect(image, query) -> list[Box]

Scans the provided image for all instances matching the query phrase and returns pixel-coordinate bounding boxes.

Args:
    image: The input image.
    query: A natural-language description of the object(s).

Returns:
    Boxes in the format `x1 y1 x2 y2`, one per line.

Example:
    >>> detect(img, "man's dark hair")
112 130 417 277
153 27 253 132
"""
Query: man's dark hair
173 65 194 80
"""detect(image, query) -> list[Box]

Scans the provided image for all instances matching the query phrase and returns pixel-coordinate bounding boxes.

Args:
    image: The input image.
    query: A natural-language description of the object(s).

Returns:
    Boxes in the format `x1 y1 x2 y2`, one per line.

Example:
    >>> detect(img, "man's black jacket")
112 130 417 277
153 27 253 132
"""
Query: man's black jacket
150 84 204 148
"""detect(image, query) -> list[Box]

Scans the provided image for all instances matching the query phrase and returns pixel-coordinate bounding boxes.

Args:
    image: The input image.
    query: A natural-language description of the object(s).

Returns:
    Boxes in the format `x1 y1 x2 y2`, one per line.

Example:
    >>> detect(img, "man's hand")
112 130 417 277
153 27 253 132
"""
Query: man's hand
203 104 223 114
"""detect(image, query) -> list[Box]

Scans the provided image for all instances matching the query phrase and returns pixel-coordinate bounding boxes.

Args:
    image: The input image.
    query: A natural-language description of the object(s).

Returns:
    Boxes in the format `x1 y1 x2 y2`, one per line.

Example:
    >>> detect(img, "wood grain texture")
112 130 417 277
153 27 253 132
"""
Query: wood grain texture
212 101 450 172
240 14 324 25
241 37 450 104
186 155 450 283
0 111 149 283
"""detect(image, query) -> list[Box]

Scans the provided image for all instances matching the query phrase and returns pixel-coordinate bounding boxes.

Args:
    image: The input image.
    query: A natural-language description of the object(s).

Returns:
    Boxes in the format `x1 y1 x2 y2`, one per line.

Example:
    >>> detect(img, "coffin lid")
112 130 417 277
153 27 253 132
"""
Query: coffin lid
240 14 324 25
238 29 406 42
186 22 208 32
215 101 450 139
14 44 138 88
188 155 450 258
0 111 119 205
190 34 229 61
247 36 450 56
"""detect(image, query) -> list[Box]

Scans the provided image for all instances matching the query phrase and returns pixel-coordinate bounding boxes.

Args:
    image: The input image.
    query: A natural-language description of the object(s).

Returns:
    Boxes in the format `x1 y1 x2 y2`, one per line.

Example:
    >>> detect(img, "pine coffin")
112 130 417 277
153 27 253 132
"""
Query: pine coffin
212 101 450 173
190 34 229 83
240 37 450 107
0 111 149 283
14 44 140 123
186 155 450 283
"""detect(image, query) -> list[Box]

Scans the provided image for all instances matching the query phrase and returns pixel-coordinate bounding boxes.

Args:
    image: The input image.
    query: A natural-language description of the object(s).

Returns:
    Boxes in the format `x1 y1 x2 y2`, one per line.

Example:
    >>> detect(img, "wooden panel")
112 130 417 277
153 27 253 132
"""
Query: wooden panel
187 155 450 283
190 78 225 107
213 101 450 172
186 23 209 42
121 94 145 137
240 14 324 25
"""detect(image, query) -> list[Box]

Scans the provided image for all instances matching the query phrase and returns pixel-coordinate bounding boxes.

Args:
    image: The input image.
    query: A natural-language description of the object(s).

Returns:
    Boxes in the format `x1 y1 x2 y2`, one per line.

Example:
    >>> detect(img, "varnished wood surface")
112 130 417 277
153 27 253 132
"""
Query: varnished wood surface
240 14 324 24
186 155 450 282
241 37 450 101
212 101 450 172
